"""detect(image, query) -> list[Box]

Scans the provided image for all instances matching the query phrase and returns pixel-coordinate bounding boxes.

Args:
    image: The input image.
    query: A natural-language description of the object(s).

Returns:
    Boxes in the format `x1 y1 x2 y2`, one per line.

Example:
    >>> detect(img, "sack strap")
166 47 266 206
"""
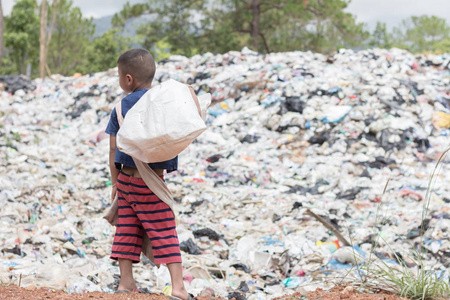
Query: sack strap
188 85 201 117
115 102 124 126
115 101 177 217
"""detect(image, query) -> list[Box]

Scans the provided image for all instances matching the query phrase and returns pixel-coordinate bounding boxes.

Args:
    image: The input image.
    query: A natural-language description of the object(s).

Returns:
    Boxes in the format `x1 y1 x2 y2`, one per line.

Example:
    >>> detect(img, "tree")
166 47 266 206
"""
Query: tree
136 0 206 58
195 7 242 55
202 0 367 54
0 0 4 72
392 15 450 53
433 38 450 54
39 0 58 79
47 0 94 75
204 0 298 53
4 0 40 75
113 0 367 57
136 21 165 51
153 38 174 61
369 21 392 49
112 1 149 28
87 29 132 73
295 0 368 53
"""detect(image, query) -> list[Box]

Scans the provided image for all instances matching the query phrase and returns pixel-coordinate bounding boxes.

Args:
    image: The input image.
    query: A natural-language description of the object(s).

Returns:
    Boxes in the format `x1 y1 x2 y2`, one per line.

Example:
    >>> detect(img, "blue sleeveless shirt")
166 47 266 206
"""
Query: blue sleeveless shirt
105 89 178 172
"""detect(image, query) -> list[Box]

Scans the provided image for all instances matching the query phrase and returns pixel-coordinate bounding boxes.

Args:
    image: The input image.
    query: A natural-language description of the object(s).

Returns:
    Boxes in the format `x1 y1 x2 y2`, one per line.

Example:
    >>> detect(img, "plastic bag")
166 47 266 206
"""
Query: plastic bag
117 79 210 163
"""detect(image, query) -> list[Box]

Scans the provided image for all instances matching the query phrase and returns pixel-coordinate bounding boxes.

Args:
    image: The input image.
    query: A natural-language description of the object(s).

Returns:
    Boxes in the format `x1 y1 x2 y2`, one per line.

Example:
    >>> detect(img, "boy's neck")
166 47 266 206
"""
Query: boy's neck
131 81 152 92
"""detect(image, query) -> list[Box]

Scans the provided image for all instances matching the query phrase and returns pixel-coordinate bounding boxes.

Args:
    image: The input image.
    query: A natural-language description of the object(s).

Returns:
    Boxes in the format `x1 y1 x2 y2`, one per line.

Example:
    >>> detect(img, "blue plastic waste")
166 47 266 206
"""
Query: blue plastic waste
282 276 305 288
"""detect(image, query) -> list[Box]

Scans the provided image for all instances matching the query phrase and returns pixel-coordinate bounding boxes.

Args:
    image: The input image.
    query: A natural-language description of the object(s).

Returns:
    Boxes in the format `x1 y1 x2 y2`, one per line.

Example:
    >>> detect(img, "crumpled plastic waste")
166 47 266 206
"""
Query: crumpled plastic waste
180 238 201 255
0 75 36 94
0 47 449 298
433 111 450 129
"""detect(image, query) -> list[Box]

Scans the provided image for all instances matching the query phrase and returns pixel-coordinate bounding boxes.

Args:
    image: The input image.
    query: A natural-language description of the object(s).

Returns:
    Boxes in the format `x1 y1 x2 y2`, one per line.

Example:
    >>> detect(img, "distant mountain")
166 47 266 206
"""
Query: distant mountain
92 14 156 39
92 15 113 37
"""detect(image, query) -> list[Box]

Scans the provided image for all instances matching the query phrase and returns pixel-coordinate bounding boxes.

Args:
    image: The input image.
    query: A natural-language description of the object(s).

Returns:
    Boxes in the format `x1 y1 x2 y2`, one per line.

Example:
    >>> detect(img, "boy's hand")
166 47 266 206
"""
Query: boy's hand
109 135 120 202
111 185 117 202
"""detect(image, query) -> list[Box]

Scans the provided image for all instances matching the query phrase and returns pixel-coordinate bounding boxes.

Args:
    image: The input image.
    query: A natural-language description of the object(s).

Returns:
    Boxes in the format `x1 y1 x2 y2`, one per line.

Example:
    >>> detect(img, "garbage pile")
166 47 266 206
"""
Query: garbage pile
0 75 36 94
0 47 449 298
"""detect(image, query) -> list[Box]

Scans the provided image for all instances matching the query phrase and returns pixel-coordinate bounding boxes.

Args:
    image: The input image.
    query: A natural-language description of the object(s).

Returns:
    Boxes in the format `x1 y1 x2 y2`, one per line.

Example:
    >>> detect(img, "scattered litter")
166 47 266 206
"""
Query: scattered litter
0 48 449 298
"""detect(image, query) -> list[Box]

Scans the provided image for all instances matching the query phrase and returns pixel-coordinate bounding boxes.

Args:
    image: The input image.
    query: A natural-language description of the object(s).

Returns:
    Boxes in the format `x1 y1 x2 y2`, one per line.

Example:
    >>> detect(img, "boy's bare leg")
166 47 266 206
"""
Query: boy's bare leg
117 258 137 291
167 262 189 299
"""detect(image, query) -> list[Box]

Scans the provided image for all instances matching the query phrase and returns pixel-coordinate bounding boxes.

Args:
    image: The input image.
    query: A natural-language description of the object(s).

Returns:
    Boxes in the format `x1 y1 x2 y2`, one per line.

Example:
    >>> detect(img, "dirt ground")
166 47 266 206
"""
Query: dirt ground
0 284 425 300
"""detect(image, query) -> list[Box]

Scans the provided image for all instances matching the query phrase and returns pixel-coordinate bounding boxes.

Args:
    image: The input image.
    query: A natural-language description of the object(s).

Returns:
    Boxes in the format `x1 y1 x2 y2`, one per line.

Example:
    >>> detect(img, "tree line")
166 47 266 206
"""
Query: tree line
0 0 449 78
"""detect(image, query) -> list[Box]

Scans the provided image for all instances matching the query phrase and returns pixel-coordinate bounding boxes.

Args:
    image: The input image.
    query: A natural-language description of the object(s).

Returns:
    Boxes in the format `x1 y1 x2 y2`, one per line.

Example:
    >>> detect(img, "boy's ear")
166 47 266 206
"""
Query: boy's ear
126 73 133 84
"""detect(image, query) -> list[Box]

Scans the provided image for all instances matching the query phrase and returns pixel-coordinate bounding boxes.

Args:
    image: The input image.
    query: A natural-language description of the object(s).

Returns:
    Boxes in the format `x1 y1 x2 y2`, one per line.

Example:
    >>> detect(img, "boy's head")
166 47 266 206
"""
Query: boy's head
117 49 156 93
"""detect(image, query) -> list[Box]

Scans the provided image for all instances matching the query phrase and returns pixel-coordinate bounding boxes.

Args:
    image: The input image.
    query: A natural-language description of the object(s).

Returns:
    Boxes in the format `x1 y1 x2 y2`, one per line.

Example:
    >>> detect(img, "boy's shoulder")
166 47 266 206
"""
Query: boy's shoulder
120 89 149 115
123 89 148 102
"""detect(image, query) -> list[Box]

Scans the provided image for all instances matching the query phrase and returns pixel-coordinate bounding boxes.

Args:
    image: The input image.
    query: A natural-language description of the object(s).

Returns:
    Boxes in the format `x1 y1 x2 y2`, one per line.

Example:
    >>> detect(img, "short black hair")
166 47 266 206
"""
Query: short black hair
117 49 156 84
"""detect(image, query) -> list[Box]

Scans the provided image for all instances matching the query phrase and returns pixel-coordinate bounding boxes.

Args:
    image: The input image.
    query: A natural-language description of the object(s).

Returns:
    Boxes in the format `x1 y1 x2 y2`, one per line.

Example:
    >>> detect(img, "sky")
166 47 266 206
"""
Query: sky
2 0 450 30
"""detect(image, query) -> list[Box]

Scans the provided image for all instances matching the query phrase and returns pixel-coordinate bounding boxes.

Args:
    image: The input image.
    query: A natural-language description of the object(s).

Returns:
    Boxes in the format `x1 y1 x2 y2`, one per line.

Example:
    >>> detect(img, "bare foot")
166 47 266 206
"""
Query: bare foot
116 284 137 292
171 288 189 300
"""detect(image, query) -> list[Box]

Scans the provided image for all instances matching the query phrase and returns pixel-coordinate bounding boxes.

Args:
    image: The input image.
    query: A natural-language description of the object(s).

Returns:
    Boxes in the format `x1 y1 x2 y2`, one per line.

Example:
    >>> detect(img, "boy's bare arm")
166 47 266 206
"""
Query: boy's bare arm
109 135 120 201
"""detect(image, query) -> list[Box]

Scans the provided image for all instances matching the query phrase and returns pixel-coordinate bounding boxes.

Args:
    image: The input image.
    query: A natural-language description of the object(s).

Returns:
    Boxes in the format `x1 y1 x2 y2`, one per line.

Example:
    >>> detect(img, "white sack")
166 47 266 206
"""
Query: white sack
117 79 209 163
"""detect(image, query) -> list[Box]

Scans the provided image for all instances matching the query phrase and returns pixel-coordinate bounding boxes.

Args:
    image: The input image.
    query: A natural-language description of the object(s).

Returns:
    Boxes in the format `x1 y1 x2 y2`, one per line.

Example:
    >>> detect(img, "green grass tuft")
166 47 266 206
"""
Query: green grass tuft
359 147 450 300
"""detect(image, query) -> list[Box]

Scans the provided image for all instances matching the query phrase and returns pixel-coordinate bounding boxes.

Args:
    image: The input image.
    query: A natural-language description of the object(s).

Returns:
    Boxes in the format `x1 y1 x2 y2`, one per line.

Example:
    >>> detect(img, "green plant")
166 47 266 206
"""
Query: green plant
5 136 13 147
33 134 40 145
360 147 450 299
366 251 449 299
12 132 21 142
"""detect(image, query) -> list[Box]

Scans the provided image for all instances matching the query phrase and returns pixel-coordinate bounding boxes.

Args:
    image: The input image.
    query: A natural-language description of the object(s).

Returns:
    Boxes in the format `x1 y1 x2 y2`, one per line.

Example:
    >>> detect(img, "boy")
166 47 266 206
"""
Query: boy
105 49 193 300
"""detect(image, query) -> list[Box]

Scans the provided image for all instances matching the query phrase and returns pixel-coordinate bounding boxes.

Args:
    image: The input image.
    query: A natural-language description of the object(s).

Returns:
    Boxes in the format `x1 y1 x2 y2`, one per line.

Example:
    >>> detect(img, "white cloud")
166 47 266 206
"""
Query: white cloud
71 0 144 17
2 0 450 28
2 0 15 15
2 0 144 17
346 0 450 29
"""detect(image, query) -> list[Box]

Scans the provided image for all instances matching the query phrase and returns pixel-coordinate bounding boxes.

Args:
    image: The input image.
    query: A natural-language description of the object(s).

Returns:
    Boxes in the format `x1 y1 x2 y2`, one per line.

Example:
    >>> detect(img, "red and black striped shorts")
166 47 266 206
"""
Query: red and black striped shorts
110 171 182 264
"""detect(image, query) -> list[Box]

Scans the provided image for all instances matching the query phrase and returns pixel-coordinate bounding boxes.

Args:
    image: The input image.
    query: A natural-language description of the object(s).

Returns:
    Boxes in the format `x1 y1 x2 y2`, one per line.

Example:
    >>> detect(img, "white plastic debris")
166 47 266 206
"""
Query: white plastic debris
0 48 449 297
